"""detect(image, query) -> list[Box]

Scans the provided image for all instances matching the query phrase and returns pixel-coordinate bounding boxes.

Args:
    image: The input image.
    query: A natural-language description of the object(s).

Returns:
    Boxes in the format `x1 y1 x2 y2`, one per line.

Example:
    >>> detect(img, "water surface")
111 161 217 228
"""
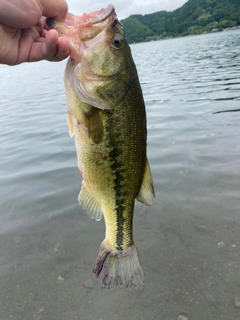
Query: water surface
0 30 240 320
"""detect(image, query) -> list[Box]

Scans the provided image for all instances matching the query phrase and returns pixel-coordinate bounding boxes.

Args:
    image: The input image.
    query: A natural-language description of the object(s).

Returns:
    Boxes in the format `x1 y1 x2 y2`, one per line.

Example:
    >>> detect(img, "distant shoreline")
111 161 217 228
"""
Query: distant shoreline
129 26 240 45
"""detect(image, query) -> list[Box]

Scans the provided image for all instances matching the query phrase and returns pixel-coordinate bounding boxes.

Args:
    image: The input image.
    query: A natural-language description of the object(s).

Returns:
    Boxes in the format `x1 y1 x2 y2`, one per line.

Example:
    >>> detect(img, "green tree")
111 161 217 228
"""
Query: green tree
218 19 237 28
121 0 240 43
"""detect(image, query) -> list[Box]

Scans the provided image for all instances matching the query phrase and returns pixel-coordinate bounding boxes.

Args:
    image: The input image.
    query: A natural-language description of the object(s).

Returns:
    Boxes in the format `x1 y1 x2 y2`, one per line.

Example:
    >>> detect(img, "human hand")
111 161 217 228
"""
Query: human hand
0 0 70 65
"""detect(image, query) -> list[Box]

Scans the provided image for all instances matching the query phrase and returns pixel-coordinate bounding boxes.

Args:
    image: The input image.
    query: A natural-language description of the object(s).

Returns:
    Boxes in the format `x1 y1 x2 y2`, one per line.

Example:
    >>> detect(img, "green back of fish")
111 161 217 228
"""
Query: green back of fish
65 64 154 250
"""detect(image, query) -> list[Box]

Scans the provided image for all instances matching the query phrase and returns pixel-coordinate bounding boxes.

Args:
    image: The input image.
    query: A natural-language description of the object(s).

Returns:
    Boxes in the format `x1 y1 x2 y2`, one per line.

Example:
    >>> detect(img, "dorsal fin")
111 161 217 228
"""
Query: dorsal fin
136 158 155 206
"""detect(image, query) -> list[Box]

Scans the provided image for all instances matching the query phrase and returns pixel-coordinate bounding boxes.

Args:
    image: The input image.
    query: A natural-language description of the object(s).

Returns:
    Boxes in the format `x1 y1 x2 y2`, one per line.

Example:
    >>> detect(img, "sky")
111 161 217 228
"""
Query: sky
67 0 188 20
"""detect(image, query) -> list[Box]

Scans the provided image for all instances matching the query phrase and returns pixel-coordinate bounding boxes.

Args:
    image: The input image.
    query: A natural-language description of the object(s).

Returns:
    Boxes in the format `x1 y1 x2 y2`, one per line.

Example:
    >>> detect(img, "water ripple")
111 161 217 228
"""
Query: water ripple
0 30 240 232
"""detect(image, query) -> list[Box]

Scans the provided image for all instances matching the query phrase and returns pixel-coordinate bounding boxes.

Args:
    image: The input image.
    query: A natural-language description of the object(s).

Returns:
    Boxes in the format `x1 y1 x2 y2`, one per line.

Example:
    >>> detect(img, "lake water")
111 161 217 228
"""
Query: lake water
0 30 240 320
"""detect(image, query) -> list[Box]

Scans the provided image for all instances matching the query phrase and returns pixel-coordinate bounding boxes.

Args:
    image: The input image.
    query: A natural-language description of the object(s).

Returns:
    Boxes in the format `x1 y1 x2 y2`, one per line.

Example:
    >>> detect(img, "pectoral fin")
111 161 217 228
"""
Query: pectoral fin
136 158 155 206
64 76 104 144
78 182 103 221
82 106 104 144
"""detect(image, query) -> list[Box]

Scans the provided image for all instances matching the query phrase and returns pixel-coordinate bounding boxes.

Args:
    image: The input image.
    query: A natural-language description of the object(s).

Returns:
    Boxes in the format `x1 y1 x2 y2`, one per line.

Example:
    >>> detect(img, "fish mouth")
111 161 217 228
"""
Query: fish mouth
46 4 115 33
46 4 120 63
70 4 115 27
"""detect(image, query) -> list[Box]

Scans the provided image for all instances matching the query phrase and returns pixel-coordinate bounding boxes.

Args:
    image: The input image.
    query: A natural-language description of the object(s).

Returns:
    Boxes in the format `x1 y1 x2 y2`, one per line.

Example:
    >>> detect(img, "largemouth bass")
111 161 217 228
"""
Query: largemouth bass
47 4 155 289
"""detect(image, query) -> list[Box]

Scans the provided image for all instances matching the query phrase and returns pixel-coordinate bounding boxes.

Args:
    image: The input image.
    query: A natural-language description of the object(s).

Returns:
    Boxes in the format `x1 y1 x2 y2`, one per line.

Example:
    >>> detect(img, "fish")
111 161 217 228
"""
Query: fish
47 4 155 289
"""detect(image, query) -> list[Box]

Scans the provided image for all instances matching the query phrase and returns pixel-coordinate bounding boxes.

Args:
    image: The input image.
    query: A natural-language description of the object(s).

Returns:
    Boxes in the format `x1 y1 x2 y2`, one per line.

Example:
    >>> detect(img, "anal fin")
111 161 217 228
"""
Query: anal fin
78 182 103 221
136 158 155 205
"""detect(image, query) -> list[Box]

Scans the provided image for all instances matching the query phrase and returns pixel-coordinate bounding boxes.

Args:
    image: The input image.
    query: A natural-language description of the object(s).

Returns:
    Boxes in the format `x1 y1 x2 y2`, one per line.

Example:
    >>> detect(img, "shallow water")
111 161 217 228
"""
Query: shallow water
0 30 240 320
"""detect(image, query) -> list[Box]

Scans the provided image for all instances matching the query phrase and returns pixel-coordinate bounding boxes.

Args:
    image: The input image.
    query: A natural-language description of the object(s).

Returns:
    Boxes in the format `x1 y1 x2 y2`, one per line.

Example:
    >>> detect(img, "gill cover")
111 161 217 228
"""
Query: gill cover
48 5 134 110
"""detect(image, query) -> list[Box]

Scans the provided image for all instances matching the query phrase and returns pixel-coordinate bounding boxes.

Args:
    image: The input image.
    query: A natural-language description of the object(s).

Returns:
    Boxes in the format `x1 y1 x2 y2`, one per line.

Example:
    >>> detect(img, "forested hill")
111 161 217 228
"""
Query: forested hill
121 0 240 43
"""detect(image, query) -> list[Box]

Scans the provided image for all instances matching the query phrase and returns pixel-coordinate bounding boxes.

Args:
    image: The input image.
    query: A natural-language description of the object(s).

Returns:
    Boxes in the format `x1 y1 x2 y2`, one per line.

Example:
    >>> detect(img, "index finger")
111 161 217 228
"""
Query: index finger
38 0 68 21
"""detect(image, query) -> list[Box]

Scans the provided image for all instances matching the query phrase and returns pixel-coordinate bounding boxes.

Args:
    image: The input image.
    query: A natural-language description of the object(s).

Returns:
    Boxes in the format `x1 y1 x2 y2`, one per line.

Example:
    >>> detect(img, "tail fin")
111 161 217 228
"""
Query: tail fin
93 243 144 289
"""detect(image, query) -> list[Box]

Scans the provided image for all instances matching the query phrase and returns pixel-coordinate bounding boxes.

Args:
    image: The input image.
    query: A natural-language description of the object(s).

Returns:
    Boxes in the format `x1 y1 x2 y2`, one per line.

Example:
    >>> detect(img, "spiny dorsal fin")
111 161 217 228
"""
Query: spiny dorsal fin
78 182 103 221
136 158 155 206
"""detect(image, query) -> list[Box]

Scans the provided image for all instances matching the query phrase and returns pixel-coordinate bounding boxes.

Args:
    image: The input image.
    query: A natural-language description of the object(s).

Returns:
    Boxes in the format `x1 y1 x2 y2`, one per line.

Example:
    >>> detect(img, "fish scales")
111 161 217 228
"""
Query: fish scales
47 4 155 289
73 74 146 251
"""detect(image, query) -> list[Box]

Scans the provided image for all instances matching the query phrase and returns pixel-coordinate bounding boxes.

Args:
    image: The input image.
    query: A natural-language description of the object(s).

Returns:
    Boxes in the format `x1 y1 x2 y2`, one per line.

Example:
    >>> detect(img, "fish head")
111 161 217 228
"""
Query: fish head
47 5 135 110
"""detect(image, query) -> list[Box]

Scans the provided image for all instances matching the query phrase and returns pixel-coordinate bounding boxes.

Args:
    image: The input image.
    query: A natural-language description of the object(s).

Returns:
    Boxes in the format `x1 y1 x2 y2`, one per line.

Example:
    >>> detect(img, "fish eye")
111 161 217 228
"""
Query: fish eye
112 34 123 48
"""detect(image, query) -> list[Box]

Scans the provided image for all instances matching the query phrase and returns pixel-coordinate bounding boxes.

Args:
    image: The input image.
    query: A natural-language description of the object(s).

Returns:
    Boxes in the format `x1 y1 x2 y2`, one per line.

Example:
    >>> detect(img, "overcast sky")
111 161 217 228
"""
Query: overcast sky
67 0 188 20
